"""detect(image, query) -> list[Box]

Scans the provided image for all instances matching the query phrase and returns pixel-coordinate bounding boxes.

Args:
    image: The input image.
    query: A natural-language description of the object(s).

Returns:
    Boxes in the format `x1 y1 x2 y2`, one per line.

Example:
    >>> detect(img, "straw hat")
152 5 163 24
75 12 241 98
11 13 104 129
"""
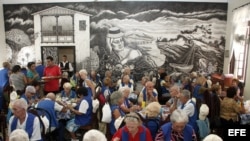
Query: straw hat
107 27 123 38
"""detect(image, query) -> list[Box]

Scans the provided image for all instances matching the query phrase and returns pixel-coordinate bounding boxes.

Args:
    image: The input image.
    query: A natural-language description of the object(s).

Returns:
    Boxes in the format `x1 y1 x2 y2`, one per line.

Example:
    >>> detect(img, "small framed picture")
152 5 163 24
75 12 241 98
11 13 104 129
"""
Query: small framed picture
79 20 86 31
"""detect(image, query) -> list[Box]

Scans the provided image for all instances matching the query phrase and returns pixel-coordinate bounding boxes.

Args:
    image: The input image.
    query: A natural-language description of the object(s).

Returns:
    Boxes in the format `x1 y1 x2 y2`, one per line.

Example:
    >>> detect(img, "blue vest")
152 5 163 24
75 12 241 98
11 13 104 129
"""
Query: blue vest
75 98 92 126
11 113 35 139
20 94 29 104
193 85 203 101
142 88 157 101
121 82 132 88
61 90 76 99
124 98 130 109
162 122 193 141
110 105 125 135
144 117 160 140
37 99 58 127
181 100 198 133
121 126 146 141
82 80 93 100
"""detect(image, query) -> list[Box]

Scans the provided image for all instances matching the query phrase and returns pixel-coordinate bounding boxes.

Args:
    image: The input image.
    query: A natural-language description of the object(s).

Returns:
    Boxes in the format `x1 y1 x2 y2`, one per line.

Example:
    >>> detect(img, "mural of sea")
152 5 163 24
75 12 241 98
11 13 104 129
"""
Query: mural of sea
3 1 227 81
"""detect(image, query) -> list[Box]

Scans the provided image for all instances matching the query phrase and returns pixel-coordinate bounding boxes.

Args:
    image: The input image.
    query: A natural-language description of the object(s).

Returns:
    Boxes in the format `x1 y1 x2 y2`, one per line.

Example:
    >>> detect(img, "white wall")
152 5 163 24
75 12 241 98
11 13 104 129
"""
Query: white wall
224 0 250 100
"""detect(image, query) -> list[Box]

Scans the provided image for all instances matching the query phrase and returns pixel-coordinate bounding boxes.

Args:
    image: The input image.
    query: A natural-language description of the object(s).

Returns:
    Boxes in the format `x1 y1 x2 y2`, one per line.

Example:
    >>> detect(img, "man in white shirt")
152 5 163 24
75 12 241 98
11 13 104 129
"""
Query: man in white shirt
8 99 42 141
59 55 74 78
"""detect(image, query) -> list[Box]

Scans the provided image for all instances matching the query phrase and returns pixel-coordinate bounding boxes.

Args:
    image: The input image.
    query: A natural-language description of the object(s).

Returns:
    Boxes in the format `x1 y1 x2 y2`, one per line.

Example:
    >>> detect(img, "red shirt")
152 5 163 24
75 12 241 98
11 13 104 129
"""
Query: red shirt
112 126 153 141
43 65 61 92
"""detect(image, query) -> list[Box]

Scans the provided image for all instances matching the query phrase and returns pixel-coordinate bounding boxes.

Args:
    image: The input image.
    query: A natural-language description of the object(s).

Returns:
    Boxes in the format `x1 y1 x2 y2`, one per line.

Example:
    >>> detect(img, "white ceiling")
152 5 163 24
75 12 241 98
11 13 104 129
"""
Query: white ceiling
1 0 228 4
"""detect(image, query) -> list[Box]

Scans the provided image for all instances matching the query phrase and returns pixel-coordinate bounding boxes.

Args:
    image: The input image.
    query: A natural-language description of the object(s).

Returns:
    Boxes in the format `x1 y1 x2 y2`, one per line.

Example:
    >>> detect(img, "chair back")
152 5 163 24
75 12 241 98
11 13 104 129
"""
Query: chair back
28 107 52 141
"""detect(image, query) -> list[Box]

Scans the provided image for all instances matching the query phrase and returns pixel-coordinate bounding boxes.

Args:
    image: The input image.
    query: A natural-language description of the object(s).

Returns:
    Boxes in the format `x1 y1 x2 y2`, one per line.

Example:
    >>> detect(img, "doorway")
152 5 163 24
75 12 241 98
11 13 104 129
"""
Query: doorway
41 46 76 71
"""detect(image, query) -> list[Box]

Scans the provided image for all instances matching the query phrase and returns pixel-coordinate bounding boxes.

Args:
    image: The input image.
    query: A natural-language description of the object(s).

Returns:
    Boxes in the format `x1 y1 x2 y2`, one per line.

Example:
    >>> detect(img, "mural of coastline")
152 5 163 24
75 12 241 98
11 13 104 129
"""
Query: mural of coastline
3 2 227 81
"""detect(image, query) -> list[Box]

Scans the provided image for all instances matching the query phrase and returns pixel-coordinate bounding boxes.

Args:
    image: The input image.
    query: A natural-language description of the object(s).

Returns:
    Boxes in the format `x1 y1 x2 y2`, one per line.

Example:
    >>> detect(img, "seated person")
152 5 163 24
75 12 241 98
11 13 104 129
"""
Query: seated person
118 74 134 93
66 87 93 141
138 81 158 108
36 92 67 132
9 129 29 141
60 82 77 100
160 75 172 96
82 129 107 141
166 85 182 112
155 109 197 141
143 101 161 140
112 112 153 141
119 87 139 114
20 85 37 107
8 99 42 141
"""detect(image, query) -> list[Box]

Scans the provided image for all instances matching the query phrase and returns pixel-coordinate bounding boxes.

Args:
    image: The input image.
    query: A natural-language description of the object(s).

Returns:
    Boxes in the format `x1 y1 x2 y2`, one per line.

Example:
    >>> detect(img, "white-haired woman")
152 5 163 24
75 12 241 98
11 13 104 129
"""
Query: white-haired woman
78 69 96 99
109 91 126 136
9 129 29 141
155 109 197 141
112 112 153 141
60 82 76 100
83 129 107 141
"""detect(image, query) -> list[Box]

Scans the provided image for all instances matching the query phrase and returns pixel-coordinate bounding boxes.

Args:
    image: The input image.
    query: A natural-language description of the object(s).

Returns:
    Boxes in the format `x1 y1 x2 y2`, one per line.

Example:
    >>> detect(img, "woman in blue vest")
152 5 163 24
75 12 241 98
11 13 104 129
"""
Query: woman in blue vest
155 109 197 141
78 69 96 100
112 112 153 141
60 82 77 101
109 91 126 136
66 87 93 141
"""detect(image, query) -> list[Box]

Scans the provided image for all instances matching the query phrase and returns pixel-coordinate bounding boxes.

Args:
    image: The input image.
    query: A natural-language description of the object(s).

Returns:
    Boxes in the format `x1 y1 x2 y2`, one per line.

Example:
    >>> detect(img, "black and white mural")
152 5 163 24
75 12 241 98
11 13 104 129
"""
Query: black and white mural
3 2 227 81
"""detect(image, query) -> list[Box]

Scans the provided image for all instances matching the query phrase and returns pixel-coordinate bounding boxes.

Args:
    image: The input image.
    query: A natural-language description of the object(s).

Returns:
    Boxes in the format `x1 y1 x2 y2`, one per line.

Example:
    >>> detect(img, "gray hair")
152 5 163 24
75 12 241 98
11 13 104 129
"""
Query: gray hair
63 82 72 89
110 91 123 105
82 129 107 141
181 89 191 99
170 85 180 93
124 112 140 124
79 69 88 75
13 99 28 111
9 129 29 141
170 109 189 124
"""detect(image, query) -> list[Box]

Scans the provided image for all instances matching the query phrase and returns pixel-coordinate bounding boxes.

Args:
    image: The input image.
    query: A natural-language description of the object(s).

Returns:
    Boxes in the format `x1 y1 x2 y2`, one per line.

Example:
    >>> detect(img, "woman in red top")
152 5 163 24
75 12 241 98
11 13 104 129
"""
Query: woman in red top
112 112 153 141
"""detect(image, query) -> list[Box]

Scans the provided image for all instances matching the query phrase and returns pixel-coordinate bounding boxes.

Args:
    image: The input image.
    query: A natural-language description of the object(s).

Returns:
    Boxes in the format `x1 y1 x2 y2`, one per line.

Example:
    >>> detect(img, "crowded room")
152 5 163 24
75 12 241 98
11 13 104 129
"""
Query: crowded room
0 0 250 141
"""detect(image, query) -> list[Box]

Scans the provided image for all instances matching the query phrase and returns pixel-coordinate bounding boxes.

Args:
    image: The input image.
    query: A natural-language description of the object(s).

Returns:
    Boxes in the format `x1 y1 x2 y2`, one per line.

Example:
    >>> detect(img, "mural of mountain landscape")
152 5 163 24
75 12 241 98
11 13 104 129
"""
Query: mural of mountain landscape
3 2 227 81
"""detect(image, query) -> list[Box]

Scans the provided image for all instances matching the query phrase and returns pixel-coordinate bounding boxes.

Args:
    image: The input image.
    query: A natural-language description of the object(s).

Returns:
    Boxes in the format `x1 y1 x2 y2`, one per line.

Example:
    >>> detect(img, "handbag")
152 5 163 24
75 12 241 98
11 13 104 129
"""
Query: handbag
101 103 112 123
97 93 106 105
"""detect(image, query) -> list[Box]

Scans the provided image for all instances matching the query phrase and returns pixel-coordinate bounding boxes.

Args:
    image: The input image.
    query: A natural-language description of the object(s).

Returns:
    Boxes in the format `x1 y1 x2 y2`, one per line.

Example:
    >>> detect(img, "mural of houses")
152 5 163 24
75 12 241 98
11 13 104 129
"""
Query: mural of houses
32 6 91 71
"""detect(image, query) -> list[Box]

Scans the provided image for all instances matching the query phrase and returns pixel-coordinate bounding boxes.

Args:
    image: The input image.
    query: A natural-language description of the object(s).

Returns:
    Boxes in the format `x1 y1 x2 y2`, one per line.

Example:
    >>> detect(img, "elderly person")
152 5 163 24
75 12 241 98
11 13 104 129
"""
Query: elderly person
83 129 107 141
9 129 29 141
36 93 67 131
60 82 76 100
20 85 36 107
179 90 198 133
78 69 95 99
143 101 161 140
138 81 158 108
8 99 42 141
112 112 153 141
109 91 126 136
66 87 93 141
119 87 139 114
118 74 134 93
155 109 197 141
166 85 182 113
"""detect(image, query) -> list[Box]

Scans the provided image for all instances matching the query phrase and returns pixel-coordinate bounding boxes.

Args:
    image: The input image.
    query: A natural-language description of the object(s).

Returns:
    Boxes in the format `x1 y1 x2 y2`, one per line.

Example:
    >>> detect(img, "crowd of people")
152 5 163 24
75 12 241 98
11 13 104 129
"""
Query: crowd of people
0 55 247 141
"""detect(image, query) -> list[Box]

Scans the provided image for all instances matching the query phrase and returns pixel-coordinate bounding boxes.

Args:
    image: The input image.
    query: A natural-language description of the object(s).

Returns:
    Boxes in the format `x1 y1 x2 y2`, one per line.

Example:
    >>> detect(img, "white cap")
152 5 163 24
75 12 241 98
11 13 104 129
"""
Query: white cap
199 104 209 120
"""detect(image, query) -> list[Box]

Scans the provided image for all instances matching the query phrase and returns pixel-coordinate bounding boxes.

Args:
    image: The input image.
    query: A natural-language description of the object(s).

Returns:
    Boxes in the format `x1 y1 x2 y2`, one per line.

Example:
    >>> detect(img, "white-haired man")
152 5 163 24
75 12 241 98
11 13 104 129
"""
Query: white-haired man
8 99 42 141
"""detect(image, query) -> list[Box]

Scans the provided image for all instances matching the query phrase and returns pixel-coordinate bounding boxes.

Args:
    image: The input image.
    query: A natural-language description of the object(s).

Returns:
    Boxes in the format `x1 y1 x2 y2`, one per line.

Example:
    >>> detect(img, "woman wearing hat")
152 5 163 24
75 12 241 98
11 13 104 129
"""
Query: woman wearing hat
106 27 142 65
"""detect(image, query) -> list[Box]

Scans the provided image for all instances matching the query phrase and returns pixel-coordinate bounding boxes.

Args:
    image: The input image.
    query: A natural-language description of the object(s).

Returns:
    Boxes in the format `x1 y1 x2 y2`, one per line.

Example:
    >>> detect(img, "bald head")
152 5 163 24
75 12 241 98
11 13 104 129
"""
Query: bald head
46 93 56 101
